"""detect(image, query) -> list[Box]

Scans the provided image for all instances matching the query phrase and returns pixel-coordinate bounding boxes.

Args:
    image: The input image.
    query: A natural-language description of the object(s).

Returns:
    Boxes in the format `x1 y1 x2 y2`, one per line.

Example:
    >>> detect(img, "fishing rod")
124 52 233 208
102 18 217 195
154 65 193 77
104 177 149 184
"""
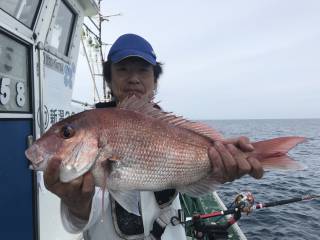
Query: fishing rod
185 192 319 240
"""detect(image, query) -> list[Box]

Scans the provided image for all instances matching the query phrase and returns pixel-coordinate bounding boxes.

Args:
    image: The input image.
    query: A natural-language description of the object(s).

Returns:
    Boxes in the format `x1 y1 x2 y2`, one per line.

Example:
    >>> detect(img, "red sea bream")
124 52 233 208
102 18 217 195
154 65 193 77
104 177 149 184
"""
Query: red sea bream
25 96 305 214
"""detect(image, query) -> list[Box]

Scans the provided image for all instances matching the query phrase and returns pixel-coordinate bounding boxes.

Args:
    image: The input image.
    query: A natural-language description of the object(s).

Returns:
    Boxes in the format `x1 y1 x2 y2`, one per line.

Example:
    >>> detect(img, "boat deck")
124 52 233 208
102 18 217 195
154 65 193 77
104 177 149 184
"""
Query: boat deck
181 192 246 240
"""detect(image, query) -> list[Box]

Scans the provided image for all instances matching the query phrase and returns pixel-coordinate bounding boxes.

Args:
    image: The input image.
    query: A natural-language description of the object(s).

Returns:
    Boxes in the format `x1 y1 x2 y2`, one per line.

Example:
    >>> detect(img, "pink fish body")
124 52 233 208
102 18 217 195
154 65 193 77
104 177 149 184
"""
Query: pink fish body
25 96 305 213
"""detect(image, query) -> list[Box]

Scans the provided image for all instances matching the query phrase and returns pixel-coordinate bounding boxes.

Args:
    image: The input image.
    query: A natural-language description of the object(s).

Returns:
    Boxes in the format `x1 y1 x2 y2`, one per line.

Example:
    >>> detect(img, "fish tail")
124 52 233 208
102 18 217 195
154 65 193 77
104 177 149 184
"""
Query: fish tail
251 136 306 170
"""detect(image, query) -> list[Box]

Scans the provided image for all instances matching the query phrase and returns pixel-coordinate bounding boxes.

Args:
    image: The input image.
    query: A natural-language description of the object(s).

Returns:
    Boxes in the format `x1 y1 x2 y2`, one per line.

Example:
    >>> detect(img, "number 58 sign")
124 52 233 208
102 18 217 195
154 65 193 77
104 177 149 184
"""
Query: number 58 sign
0 77 28 112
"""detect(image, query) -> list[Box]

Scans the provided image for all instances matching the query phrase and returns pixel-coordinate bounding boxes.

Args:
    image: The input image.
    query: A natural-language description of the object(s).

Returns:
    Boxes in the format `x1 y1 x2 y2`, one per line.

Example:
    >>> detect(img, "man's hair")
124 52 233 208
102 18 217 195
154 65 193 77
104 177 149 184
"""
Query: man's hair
102 60 163 86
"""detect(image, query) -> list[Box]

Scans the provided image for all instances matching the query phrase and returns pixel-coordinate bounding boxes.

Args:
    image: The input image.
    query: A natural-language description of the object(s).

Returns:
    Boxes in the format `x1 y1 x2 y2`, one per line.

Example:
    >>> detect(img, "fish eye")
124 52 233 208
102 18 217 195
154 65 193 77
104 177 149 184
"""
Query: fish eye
61 125 75 139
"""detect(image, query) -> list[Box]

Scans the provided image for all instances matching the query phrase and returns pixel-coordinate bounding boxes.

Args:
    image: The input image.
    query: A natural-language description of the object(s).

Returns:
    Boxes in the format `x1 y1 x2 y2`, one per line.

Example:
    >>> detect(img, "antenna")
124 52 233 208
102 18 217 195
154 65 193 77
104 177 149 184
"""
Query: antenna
80 0 122 103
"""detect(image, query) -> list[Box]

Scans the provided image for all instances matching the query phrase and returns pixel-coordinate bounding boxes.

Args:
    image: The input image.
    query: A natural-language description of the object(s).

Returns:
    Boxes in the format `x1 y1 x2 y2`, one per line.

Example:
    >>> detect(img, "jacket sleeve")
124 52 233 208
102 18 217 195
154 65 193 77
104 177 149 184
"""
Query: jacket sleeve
60 187 109 233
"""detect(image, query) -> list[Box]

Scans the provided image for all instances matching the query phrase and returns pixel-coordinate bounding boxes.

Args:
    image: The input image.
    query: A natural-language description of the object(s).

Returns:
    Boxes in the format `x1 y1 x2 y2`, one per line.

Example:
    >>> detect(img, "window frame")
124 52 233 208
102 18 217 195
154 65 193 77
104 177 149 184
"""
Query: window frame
0 28 33 114
0 0 42 29
45 0 77 57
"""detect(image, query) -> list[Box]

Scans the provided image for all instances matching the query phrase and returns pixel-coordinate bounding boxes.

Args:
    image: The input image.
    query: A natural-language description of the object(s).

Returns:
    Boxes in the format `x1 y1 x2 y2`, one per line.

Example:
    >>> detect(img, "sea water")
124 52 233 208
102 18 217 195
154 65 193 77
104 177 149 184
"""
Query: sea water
203 119 320 240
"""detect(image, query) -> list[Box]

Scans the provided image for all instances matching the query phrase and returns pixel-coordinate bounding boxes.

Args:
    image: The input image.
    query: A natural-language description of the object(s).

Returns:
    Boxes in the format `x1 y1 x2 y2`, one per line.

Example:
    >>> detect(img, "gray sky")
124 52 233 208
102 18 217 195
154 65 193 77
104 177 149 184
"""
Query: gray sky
73 0 320 120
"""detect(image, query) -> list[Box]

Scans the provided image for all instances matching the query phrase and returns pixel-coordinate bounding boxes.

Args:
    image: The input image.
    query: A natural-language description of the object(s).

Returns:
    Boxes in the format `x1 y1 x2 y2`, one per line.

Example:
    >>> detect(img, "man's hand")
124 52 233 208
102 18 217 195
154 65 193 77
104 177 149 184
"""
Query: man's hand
208 136 263 183
44 157 95 220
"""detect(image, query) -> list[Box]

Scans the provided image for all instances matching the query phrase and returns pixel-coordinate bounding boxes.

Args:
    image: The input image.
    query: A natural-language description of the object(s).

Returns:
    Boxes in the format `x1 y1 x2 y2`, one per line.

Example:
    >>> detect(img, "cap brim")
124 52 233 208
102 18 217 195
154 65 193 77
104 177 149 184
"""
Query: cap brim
110 49 156 65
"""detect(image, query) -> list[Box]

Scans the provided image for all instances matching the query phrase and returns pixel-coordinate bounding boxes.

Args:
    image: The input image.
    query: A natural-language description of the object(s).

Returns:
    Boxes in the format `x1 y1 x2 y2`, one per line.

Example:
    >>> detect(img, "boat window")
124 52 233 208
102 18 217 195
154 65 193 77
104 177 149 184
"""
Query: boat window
0 32 31 113
46 1 75 56
0 0 41 28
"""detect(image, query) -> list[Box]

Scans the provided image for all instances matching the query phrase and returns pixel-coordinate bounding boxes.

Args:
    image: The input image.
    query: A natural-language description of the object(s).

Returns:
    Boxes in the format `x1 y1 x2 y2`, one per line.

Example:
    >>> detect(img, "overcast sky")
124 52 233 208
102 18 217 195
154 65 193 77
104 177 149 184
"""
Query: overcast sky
73 0 320 120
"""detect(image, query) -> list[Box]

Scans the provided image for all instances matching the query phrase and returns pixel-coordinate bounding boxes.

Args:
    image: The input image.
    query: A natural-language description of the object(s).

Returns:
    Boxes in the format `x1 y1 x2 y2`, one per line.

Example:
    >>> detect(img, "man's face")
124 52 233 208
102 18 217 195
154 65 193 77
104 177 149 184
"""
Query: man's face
110 57 156 102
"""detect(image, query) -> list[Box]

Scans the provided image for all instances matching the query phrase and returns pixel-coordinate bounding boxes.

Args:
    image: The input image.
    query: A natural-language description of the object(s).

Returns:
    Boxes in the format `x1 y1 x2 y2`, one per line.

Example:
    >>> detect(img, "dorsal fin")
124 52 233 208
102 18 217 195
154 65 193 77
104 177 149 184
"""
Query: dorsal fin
118 95 223 141
178 121 223 141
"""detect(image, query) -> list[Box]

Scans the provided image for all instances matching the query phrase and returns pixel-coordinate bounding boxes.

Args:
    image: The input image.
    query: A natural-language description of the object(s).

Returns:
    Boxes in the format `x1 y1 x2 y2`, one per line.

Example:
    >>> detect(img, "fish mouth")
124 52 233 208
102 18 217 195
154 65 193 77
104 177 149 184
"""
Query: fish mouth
25 145 42 164
25 145 49 171
25 148 33 161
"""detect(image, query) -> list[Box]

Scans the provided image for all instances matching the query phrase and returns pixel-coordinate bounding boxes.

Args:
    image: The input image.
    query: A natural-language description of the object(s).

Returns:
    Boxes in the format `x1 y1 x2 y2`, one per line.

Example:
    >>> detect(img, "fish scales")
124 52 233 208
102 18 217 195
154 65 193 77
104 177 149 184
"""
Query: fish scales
99 108 212 191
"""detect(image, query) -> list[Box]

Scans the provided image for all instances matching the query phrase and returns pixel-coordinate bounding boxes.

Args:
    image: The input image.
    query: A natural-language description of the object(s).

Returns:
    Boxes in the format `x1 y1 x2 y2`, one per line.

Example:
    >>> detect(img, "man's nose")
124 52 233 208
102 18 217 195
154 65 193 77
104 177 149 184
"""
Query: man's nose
127 72 140 84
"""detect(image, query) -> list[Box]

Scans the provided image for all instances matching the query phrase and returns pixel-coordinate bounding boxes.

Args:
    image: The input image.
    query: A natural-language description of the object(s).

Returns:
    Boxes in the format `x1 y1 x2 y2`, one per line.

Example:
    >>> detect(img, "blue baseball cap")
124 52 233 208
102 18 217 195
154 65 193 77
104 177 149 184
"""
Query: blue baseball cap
107 34 157 65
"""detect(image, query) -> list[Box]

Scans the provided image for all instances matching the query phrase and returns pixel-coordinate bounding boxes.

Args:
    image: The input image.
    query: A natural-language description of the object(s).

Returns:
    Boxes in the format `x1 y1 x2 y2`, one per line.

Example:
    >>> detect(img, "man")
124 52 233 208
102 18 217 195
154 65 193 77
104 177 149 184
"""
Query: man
44 33 263 239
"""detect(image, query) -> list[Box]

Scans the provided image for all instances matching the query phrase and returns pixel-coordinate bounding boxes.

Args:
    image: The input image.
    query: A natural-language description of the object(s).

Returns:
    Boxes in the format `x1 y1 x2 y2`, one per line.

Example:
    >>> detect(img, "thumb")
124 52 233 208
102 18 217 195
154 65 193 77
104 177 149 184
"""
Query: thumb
82 171 95 195
44 157 62 189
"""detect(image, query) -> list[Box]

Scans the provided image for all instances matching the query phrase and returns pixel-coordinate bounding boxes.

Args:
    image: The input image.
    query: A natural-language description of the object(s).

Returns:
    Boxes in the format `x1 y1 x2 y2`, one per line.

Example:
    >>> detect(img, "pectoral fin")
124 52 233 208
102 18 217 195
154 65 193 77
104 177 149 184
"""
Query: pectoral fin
109 190 141 216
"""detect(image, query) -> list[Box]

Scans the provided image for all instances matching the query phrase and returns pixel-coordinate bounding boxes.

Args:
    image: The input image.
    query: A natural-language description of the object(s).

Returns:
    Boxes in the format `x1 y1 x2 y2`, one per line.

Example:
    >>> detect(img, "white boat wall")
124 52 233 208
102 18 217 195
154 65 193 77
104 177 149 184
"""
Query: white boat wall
0 1 247 240
0 1 97 239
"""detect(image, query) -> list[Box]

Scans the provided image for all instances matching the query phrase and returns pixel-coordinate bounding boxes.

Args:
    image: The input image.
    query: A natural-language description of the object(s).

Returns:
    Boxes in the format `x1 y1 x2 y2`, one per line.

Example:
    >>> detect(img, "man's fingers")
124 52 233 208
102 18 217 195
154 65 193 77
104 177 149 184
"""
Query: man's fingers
247 157 264 179
238 136 254 152
214 141 237 181
226 144 252 177
209 146 231 183
208 146 222 168
223 136 254 152
226 144 263 179
211 140 263 182
44 158 62 189
208 146 225 178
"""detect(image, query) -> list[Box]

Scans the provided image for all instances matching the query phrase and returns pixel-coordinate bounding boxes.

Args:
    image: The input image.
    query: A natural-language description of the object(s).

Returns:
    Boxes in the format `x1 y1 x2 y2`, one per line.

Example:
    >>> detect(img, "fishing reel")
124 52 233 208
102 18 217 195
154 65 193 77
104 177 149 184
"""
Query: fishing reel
234 191 255 215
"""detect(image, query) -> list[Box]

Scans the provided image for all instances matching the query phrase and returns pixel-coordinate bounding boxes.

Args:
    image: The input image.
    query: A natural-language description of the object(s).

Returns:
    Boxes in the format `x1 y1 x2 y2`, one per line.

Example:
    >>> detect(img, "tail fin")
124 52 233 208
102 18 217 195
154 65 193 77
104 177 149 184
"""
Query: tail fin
251 136 306 170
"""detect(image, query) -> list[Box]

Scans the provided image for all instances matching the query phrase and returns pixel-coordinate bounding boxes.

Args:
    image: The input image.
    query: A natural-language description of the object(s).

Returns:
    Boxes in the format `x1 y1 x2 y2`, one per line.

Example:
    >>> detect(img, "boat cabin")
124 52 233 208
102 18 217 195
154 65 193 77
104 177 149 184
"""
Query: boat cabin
0 1 97 239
